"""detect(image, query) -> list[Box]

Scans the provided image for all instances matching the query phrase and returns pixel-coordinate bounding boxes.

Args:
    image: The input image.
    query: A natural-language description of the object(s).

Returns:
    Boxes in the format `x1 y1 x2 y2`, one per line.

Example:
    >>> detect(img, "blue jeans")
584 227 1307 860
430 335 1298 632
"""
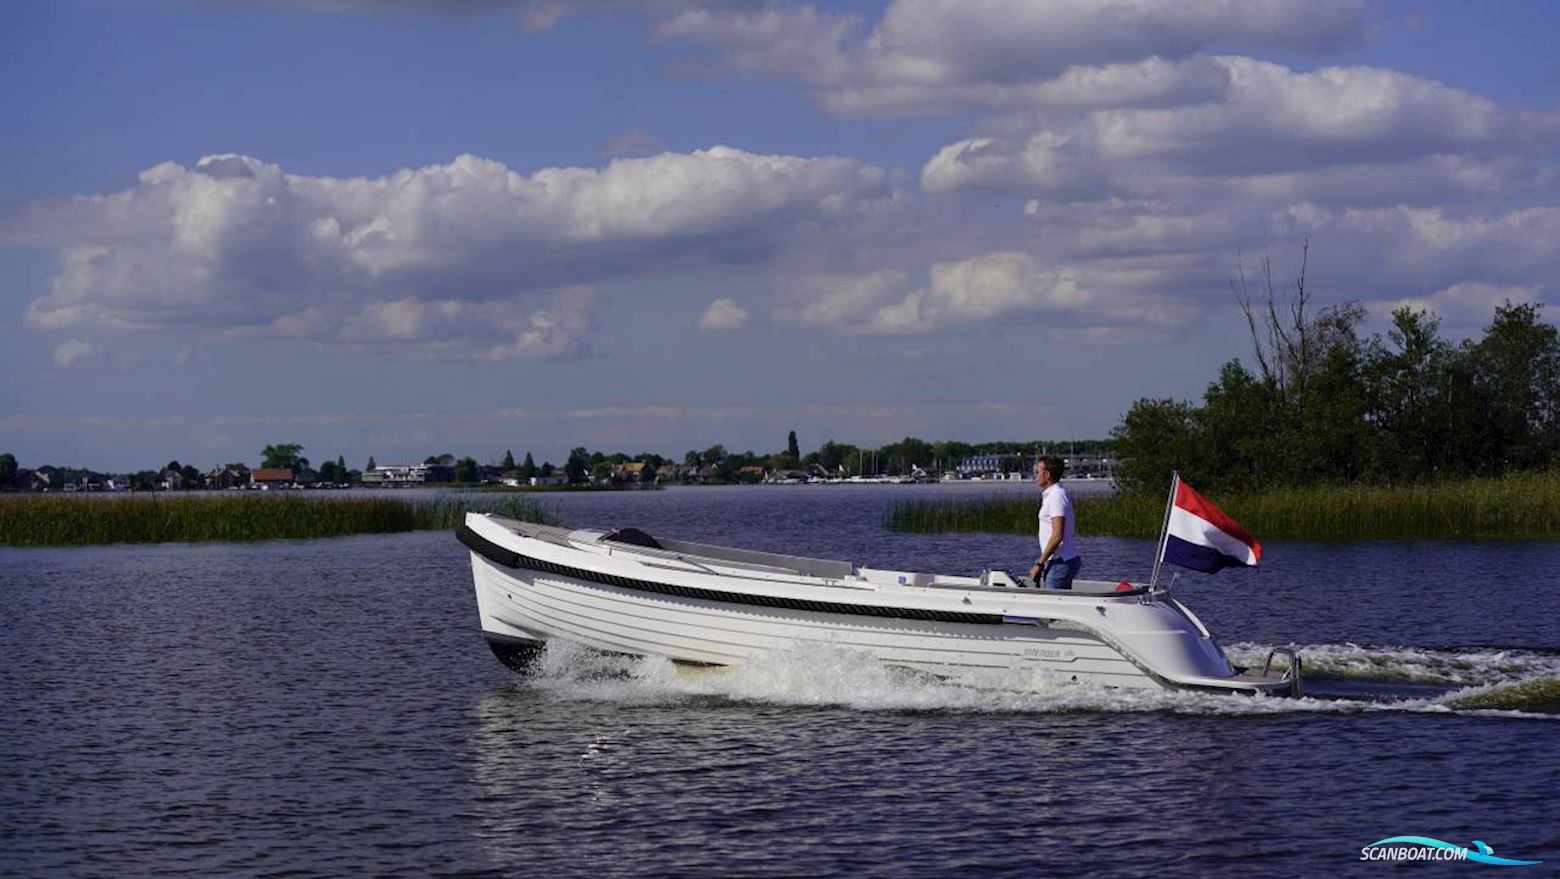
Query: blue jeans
1042 556 1081 590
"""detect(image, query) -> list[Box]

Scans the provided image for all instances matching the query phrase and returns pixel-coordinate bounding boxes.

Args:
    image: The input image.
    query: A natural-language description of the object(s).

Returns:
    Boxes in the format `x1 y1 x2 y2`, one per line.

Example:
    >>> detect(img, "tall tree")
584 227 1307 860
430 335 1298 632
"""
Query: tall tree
565 447 591 484
787 430 800 461
261 443 308 471
1112 399 1201 493
0 452 17 489
1367 307 1456 479
521 452 536 479
1467 301 1560 471
455 456 480 483
502 450 515 469
367 455 377 471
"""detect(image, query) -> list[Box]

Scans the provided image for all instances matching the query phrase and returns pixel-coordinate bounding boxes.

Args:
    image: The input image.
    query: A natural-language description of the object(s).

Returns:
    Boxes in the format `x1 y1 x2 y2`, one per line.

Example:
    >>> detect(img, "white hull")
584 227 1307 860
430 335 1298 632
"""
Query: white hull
460 515 1299 696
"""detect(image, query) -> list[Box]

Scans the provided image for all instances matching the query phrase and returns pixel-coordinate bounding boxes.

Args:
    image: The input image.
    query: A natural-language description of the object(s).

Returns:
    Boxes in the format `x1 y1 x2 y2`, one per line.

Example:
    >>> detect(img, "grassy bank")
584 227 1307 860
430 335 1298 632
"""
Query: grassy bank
885 472 1560 540
0 493 560 547
475 483 663 493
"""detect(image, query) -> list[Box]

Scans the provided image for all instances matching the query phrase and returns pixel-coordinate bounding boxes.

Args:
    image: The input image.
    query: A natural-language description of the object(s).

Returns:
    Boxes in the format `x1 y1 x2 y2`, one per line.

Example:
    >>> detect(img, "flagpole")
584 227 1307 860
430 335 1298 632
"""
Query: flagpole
1147 471 1179 592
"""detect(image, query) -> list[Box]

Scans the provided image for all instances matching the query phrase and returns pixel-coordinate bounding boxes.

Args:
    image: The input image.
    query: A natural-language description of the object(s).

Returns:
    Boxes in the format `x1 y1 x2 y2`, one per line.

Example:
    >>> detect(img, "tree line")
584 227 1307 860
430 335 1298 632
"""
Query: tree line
1113 246 1559 494
4 434 1112 491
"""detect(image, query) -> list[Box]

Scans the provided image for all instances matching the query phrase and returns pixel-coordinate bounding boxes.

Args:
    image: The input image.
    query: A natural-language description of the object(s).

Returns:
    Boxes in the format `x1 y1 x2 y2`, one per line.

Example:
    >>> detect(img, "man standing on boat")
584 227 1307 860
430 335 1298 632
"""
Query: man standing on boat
1029 455 1080 589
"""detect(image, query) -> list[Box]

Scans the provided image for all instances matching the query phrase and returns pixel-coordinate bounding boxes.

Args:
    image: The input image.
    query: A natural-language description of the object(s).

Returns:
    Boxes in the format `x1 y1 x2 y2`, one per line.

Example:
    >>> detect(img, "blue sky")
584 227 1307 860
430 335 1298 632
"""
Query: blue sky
3 0 1558 472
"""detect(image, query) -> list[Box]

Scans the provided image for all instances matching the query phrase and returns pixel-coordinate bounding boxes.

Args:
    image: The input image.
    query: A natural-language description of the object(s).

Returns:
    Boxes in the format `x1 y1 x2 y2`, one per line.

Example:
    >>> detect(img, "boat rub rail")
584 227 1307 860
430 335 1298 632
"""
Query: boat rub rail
459 523 1144 627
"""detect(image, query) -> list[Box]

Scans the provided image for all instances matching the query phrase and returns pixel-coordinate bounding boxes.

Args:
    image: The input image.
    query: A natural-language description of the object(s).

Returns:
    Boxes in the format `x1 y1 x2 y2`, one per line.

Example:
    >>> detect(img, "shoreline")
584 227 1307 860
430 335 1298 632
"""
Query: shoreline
886 472 1560 541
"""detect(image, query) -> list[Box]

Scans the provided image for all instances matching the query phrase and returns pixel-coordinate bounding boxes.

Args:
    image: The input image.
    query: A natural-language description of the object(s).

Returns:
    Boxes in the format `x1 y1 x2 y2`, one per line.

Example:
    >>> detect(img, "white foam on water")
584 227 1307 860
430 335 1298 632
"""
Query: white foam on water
522 639 1559 719
1225 641 1560 686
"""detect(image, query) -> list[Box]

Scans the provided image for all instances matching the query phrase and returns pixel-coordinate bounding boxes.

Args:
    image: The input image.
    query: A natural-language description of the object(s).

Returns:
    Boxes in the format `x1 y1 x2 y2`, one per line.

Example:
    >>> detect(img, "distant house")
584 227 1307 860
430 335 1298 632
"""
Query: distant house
655 463 678 482
361 464 442 486
611 461 652 484
206 466 247 490
158 469 185 491
252 468 294 489
529 475 566 486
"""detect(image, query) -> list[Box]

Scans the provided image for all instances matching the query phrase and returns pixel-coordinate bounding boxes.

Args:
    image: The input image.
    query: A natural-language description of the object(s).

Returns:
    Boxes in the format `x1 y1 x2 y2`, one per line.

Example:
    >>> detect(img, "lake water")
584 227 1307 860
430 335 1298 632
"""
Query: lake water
3 484 1558 876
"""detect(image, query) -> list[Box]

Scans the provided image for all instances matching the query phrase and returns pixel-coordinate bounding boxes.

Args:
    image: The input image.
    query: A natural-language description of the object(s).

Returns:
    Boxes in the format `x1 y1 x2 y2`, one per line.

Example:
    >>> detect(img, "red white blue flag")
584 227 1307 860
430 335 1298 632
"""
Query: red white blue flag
1162 478 1262 574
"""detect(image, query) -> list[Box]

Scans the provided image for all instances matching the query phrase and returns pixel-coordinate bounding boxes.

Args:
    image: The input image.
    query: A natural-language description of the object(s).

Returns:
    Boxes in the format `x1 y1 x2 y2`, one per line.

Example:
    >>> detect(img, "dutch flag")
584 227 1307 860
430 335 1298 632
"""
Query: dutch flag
1161 476 1262 574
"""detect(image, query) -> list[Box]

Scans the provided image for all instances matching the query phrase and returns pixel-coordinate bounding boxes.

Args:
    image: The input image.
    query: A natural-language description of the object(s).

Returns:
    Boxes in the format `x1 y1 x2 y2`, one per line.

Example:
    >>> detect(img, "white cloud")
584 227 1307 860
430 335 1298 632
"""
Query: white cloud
776 255 1193 337
695 297 750 331
659 0 1368 116
254 0 757 31
921 57 1560 199
339 286 598 360
774 270 909 327
1380 282 1539 336
52 338 98 367
769 197 1560 340
6 148 890 356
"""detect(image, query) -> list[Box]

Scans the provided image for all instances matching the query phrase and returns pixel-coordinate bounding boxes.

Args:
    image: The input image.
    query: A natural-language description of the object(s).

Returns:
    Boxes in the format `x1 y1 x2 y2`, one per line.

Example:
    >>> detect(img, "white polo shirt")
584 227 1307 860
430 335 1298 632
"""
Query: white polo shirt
1037 482 1079 561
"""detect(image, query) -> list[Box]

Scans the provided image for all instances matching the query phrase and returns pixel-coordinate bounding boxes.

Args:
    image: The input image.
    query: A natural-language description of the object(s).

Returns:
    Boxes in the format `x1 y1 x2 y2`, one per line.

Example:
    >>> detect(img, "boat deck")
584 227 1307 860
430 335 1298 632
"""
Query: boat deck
500 519 1143 596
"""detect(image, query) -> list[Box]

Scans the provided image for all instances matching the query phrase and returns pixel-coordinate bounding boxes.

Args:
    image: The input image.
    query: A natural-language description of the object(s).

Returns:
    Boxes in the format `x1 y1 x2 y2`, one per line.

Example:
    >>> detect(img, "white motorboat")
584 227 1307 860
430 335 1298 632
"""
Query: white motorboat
459 514 1302 696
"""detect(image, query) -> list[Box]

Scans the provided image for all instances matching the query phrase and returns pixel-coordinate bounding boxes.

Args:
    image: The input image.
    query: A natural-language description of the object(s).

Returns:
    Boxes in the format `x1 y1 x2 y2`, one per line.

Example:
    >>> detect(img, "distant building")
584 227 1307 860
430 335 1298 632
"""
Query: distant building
611 461 652 484
958 454 1016 474
252 468 295 489
206 466 247 490
362 464 428 486
361 463 454 485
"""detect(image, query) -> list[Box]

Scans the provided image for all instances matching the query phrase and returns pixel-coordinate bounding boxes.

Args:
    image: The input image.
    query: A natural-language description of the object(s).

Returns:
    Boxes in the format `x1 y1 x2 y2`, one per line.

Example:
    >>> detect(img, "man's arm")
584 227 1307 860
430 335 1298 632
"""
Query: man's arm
1029 517 1065 581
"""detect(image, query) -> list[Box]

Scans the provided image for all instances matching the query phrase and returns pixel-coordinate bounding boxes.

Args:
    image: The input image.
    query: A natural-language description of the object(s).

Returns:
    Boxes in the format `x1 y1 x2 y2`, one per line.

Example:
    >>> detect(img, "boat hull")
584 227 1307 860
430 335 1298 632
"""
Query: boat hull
472 553 1163 689
461 515 1299 696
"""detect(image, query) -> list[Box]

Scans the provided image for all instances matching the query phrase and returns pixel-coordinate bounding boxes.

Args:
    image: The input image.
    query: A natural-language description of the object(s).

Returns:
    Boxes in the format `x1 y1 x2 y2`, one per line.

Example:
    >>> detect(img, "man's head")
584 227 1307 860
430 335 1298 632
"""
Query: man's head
1033 455 1065 487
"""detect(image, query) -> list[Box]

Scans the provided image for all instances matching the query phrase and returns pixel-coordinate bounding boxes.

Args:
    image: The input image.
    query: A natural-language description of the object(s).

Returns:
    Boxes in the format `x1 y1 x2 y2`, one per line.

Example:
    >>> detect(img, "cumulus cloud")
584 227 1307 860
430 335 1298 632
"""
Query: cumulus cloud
775 270 910 328
5 147 890 357
922 57 1560 200
769 197 1560 340
338 286 598 360
777 255 1193 337
1381 281 1539 336
695 297 750 331
659 0 1367 115
253 0 758 31
53 338 98 367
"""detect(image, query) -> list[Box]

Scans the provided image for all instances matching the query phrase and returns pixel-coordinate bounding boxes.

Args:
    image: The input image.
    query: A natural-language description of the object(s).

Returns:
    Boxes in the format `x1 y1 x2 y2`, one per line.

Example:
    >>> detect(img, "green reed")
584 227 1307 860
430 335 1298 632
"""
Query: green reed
885 472 1560 540
0 493 561 547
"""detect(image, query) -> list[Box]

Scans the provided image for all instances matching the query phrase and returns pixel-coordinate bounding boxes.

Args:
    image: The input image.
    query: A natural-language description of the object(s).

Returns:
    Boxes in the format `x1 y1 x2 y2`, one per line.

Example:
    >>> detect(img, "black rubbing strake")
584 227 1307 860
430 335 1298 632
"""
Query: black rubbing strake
457 524 1004 626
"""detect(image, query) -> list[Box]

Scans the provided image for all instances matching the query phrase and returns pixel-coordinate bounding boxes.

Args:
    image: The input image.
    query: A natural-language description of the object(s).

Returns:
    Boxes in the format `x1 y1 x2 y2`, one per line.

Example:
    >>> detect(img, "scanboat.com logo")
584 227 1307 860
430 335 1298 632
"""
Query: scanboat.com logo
1361 836 1542 866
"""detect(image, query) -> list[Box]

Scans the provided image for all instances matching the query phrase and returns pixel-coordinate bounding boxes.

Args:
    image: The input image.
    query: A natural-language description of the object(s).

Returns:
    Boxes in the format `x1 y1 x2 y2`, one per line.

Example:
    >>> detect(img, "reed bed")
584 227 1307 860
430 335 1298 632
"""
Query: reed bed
0 493 560 547
886 472 1560 540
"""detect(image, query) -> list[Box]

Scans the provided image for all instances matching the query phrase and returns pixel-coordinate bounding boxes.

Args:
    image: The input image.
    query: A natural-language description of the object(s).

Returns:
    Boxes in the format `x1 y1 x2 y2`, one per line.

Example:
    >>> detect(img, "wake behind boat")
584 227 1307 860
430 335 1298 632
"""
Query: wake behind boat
458 513 1302 697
